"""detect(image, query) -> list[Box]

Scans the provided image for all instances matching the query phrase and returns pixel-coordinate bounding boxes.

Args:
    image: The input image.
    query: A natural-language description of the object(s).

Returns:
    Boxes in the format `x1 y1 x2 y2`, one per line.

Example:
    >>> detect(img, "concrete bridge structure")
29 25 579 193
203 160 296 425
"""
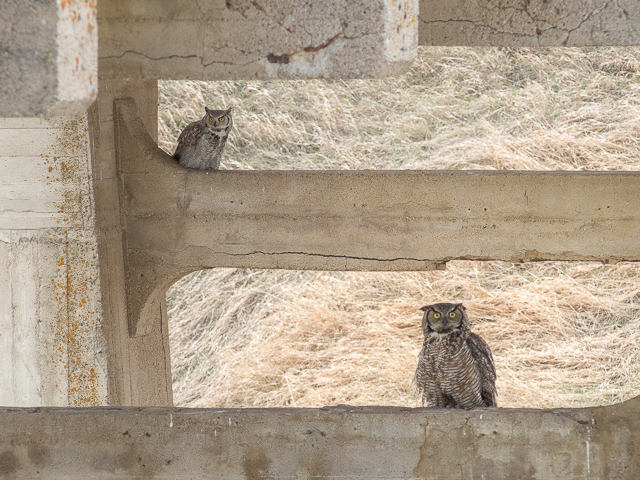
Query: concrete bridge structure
1 0 639 478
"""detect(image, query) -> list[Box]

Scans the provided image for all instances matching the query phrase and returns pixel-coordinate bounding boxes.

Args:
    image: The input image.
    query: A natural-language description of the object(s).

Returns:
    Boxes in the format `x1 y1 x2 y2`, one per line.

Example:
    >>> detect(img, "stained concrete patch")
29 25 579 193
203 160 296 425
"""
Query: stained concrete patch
243 448 271 480
27 444 49 468
0 450 20 476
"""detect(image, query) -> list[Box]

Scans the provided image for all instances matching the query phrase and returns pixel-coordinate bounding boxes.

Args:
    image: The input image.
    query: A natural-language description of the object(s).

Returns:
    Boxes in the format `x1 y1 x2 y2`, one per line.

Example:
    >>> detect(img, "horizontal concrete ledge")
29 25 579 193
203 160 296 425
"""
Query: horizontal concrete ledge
126 168 640 265
419 0 640 46
1 400 639 479
98 0 418 80
114 97 640 336
123 166 640 335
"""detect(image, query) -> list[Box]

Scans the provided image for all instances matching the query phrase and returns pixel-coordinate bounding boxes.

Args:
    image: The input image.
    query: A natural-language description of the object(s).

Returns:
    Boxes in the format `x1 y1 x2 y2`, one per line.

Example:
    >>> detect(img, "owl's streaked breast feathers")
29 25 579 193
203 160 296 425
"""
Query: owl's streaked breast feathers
413 302 497 409
173 106 233 170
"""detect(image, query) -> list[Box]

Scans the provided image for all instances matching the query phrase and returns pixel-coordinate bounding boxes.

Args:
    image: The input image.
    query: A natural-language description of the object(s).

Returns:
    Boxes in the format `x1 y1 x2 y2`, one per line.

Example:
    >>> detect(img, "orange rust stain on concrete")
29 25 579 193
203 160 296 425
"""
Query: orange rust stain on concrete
48 118 103 407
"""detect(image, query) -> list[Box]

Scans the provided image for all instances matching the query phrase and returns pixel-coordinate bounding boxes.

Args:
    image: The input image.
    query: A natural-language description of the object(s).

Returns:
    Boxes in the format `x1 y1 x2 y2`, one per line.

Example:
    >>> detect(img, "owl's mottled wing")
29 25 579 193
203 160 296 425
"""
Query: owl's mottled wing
412 339 440 406
411 342 429 394
467 332 497 406
173 121 207 161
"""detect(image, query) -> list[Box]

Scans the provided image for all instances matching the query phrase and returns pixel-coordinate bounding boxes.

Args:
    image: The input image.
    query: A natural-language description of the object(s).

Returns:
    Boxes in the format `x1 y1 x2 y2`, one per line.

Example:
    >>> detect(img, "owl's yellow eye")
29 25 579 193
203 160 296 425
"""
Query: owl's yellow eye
208 117 213 122
218 117 226 123
433 313 441 319
449 312 456 318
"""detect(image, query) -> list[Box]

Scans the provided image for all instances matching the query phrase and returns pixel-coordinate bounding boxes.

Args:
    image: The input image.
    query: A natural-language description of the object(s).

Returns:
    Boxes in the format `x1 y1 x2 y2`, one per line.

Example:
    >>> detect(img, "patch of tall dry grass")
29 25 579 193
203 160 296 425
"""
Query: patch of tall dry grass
168 264 640 409
159 47 640 171
162 47 640 409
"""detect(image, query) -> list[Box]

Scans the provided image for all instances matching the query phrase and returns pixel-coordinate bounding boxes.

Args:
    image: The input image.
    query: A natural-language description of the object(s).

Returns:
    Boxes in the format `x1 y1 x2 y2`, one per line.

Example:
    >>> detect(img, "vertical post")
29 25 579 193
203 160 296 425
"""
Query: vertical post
0 80 172 407
0 116 106 406
88 79 173 406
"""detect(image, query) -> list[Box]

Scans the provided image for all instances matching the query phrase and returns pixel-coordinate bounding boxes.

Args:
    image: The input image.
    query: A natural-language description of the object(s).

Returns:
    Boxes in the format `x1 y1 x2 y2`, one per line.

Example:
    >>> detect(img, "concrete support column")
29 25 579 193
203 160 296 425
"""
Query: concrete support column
0 79 172 407
88 79 173 407
0 116 106 407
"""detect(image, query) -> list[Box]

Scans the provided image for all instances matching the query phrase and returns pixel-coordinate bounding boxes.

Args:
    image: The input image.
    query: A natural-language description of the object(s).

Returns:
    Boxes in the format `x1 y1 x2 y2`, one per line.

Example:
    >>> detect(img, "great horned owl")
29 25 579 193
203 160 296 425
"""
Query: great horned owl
413 302 497 409
173 107 233 170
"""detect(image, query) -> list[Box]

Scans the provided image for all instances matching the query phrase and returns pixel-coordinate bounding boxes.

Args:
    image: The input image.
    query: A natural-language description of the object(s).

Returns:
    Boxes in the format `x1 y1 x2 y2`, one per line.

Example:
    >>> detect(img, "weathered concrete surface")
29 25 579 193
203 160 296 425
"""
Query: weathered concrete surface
4 0 639 117
1 398 639 479
0 81 171 408
0 1 97 117
98 0 418 80
419 0 640 46
88 79 173 406
0 116 106 407
114 98 640 336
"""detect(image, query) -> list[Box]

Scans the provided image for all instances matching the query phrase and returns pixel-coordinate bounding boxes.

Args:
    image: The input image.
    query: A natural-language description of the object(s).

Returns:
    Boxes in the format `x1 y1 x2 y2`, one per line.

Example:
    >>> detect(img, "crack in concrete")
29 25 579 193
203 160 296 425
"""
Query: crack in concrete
550 410 598 436
177 247 441 264
262 32 348 66
100 51 199 61
563 0 610 45
418 0 616 46
193 0 205 17
101 48 260 69
203 58 260 68
303 33 341 53
226 0 286 28
251 0 266 15
203 32 355 68
614 0 630 18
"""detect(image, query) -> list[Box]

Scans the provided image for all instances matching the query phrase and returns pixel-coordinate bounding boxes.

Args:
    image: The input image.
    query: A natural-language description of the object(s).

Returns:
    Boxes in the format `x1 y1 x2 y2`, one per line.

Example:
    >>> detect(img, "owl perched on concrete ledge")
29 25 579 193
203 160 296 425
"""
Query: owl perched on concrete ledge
173 106 233 170
413 303 497 409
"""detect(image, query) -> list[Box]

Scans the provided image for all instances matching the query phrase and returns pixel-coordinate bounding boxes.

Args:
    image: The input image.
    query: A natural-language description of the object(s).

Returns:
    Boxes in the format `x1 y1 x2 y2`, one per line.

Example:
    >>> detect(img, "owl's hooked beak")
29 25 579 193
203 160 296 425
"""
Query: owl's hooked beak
442 317 448 326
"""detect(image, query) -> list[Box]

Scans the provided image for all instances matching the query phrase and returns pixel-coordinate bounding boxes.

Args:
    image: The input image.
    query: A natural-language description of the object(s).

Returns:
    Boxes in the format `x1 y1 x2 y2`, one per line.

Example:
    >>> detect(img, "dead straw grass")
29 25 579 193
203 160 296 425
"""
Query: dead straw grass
160 47 640 171
162 47 640 409
167 264 640 409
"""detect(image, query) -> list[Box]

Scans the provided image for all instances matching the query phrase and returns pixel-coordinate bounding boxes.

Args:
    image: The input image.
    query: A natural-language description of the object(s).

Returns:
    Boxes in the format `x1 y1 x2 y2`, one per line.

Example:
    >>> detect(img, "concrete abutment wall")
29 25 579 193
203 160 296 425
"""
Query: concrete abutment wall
0 115 106 407
0 80 172 408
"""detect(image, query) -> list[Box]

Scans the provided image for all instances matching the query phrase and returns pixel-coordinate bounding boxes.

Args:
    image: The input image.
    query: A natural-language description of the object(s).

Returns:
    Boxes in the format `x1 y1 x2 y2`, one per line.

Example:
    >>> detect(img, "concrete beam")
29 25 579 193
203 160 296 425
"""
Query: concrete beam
114 98 640 336
98 0 418 80
1 398 639 478
0 1 97 117
419 0 640 46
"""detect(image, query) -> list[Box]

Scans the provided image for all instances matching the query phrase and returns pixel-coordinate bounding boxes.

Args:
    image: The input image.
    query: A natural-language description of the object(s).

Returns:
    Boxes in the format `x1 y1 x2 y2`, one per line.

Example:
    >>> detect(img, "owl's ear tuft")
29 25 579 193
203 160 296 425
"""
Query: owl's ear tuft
205 107 212 114
456 303 466 311
223 107 233 115
419 306 429 312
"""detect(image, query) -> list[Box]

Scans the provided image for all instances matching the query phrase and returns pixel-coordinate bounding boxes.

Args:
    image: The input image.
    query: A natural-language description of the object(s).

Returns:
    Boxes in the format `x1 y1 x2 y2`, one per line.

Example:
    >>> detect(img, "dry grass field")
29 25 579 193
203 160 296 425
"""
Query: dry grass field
161 47 640 409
